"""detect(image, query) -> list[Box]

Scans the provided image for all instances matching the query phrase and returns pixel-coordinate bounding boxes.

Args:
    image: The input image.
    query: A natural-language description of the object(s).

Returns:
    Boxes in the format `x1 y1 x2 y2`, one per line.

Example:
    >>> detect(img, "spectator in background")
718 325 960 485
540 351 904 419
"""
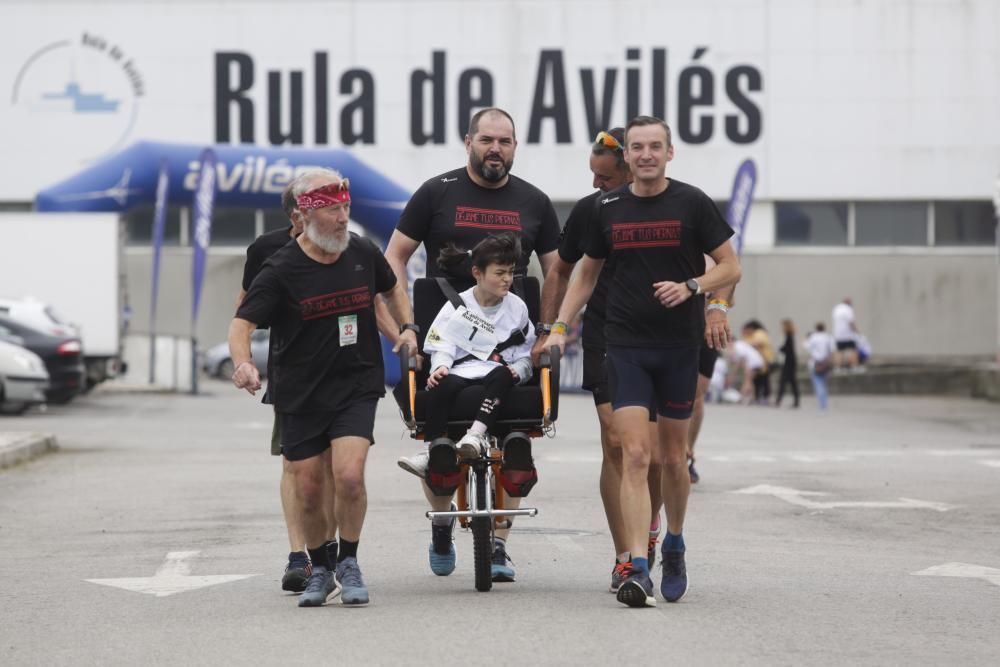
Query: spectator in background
729 336 767 404
741 320 775 402
774 318 800 408
832 297 860 371
803 322 836 411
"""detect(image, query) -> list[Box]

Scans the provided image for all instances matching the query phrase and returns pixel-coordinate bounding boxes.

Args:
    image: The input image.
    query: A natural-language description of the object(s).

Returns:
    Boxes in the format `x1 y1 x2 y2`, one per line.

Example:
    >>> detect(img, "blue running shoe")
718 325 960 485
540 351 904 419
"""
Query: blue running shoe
297 567 339 607
336 557 369 606
491 541 516 582
429 504 457 576
616 568 656 608
660 548 689 602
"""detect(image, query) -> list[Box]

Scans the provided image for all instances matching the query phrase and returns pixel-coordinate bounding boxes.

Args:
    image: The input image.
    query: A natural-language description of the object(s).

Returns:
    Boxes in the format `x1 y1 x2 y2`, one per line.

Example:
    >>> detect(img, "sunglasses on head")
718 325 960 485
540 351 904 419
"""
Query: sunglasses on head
594 131 623 151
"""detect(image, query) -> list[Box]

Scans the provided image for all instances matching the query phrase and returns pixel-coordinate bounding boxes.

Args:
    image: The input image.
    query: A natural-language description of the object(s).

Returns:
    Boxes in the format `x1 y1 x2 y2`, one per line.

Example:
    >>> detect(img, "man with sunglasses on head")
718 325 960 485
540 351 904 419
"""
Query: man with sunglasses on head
547 116 741 607
533 128 665 593
386 107 561 584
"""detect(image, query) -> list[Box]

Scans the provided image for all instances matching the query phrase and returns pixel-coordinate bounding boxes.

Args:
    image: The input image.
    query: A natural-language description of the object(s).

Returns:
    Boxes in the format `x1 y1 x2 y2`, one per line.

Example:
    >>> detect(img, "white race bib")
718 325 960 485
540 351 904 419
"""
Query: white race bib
338 314 358 346
440 306 497 360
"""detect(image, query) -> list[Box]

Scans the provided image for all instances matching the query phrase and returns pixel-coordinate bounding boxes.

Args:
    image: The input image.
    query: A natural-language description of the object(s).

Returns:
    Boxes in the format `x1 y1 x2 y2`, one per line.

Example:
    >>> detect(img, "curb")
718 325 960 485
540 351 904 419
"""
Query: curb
0 432 59 469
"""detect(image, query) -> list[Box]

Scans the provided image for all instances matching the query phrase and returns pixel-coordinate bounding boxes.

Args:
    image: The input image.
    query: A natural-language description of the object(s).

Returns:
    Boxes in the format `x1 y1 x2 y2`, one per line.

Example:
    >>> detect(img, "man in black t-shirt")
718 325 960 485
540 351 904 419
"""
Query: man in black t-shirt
548 117 741 608
385 107 561 584
231 169 419 608
238 179 340 594
534 127 657 592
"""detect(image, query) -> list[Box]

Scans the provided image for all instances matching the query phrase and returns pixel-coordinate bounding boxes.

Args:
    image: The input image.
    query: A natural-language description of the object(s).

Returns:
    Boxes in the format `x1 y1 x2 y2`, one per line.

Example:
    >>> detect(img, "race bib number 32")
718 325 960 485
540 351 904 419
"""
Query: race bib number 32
338 314 358 346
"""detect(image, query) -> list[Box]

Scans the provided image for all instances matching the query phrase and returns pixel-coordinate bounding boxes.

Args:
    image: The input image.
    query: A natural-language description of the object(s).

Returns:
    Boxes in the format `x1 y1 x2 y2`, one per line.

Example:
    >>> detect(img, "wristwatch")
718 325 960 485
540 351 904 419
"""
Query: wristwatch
685 278 702 295
535 322 552 336
399 323 420 335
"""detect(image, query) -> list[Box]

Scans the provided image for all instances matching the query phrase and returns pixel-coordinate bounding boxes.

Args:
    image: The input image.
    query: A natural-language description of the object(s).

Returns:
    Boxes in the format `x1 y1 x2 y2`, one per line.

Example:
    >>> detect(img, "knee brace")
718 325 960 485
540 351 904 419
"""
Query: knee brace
498 432 538 498
425 438 462 497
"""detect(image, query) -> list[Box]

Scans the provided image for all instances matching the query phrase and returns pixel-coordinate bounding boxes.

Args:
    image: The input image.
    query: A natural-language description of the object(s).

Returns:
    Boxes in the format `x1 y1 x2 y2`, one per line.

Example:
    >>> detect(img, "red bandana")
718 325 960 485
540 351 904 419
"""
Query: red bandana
296 181 351 210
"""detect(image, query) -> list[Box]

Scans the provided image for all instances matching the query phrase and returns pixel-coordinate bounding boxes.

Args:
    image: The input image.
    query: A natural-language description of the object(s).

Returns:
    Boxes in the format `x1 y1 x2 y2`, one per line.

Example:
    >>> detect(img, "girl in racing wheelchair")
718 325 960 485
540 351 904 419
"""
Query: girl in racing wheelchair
420 231 537 581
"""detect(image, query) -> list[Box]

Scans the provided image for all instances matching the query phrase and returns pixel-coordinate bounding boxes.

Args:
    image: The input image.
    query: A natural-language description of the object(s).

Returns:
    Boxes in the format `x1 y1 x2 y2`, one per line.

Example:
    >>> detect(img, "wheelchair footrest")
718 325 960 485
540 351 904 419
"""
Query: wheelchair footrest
426 508 538 521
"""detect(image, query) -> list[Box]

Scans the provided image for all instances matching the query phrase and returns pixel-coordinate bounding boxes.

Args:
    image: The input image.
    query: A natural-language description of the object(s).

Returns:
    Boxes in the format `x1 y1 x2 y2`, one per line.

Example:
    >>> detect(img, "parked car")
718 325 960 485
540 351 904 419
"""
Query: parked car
0 316 86 404
202 329 269 379
0 338 49 415
0 298 78 338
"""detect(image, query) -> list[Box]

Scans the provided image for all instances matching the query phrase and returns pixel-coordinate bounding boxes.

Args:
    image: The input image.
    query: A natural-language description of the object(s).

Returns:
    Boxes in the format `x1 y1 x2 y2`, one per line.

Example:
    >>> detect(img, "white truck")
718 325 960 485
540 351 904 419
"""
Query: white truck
0 212 126 390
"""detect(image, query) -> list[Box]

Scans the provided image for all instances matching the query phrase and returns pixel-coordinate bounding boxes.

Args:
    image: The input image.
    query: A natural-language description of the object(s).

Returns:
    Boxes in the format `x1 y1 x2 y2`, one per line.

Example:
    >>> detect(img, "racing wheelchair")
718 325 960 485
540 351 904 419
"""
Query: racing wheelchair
393 276 560 592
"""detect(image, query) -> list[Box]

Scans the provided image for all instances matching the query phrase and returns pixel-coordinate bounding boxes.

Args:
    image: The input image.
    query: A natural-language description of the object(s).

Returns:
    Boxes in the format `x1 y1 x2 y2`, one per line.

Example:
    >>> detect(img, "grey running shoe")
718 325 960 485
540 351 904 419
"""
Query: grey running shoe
397 449 429 478
491 541 516 582
336 557 370 606
429 504 457 576
297 567 340 607
660 548 689 603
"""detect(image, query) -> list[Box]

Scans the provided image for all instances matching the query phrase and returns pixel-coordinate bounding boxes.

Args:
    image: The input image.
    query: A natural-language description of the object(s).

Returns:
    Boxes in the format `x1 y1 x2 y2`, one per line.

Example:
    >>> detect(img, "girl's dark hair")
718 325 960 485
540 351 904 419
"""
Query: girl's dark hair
437 232 521 273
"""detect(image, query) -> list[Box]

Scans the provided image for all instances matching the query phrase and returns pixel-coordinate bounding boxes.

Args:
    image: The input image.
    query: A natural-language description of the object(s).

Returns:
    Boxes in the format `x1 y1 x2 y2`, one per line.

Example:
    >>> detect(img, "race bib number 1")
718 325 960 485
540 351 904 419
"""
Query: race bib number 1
440 306 497 360
338 314 358 346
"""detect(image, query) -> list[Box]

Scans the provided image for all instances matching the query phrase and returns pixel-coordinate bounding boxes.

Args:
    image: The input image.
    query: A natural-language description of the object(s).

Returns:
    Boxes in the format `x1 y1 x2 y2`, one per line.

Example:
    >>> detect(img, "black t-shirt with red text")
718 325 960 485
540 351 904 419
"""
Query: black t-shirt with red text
236 234 397 413
396 167 560 287
558 190 614 351
584 179 733 348
241 226 295 291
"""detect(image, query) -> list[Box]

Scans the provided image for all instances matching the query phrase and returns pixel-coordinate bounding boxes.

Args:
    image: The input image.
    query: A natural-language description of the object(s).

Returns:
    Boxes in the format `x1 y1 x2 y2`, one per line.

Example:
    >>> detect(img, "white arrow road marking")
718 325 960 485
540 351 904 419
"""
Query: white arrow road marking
732 485 955 512
86 551 259 598
912 562 1000 587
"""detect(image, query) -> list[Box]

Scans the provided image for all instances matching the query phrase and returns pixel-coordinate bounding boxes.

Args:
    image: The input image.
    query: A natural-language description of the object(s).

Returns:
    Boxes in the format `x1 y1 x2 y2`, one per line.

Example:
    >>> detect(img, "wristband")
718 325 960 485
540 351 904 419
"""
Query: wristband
706 303 729 314
708 298 730 307
535 322 552 336
399 323 420 335
550 321 569 335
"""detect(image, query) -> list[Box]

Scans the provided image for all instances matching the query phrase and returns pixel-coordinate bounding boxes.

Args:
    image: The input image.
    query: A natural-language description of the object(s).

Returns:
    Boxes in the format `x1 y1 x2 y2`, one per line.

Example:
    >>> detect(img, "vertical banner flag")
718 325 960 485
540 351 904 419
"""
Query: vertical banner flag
190 148 217 325
725 159 757 256
148 159 169 383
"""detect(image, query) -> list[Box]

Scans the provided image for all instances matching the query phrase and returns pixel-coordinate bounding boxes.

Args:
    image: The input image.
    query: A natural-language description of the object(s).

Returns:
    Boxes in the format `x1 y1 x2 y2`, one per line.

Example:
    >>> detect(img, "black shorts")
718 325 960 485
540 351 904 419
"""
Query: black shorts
606 344 700 420
582 346 611 406
836 340 857 351
279 398 378 462
698 343 719 380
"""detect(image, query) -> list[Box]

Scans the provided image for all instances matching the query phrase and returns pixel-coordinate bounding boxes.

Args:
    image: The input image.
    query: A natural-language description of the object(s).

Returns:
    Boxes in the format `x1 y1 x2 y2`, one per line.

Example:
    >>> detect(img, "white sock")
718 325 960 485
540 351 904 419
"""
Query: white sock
617 552 631 564
469 421 487 435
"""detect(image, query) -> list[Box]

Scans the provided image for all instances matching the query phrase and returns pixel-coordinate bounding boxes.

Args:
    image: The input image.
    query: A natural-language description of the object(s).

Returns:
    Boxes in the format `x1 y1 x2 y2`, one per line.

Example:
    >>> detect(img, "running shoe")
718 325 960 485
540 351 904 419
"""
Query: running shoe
660 547 689 602
647 531 659 569
491 541 516 582
297 566 339 607
616 569 656 608
457 431 490 458
281 551 312 593
429 504 457 576
336 557 370 606
609 560 630 593
397 449 429 478
688 457 700 484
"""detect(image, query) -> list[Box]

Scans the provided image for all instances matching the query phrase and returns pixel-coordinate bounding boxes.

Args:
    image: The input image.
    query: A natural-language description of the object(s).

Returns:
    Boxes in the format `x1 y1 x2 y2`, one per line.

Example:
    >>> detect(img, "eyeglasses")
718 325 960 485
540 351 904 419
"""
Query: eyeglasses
594 131 623 151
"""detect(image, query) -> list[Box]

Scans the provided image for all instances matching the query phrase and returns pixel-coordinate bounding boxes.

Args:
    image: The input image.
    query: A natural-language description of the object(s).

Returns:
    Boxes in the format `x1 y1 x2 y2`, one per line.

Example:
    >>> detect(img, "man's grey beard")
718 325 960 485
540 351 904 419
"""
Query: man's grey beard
305 224 349 254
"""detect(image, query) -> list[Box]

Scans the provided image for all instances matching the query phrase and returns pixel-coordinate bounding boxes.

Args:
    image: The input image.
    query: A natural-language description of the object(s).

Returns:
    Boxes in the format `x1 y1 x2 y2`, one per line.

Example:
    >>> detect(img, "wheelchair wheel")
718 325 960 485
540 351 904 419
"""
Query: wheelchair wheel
471 466 493 592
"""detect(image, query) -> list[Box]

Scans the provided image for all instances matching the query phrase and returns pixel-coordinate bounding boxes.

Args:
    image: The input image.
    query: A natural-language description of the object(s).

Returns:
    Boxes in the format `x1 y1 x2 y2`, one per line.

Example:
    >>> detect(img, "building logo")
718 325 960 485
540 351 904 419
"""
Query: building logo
10 32 144 163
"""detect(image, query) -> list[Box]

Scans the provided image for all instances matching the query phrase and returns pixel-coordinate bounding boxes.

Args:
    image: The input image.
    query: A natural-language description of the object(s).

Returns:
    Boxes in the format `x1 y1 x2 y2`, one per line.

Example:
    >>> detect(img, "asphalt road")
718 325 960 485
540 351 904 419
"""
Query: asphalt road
1 384 999 666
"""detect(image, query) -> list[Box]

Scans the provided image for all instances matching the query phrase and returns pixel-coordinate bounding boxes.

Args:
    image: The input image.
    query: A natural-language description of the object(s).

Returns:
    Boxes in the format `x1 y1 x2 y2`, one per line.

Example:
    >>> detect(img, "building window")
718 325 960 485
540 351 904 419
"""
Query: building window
934 201 996 246
123 205 183 246
775 202 848 245
855 202 927 246
264 208 292 233
210 207 257 246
